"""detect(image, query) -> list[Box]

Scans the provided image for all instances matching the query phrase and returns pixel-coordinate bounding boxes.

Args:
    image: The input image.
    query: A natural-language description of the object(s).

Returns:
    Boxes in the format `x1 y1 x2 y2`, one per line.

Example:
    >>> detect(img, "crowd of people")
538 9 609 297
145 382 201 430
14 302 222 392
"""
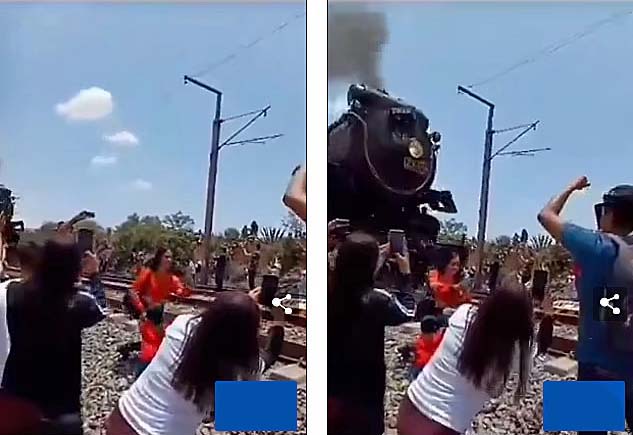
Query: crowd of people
328 176 633 435
0 164 307 435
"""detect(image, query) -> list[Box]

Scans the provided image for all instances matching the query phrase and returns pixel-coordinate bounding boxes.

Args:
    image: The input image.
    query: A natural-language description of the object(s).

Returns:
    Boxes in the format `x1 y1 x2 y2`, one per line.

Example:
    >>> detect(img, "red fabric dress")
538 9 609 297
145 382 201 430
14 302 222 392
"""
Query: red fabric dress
414 332 445 370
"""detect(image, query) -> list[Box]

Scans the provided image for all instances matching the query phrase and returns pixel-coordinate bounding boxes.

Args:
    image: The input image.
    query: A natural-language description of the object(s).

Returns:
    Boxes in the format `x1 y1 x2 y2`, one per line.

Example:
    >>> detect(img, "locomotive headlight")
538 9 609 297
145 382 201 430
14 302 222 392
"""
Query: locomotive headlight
408 138 425 159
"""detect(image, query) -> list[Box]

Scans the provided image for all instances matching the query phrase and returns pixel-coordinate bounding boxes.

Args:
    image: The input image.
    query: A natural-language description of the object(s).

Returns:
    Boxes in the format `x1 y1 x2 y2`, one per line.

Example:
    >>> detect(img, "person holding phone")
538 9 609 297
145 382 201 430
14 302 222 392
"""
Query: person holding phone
105 290 285 435
398 280 536 435
328 231 414 435
1 239 106 435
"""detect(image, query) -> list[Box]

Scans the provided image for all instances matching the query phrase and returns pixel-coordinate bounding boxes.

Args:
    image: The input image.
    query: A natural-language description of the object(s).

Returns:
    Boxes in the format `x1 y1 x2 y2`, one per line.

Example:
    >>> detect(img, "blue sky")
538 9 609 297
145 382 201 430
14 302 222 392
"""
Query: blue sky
328 3 633 239
0 3 306 232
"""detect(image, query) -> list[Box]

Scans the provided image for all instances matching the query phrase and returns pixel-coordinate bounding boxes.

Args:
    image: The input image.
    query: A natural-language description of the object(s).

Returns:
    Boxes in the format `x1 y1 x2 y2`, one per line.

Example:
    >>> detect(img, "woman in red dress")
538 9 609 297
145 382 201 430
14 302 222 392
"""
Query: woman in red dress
128 248 191 376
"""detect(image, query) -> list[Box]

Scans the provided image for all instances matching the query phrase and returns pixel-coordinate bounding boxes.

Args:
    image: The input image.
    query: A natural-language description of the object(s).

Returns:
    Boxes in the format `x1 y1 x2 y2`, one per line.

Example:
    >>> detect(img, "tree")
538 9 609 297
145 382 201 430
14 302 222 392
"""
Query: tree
241 225 250 239
116 214 141 232
140 215 162 226
224 227 240 240
112 212 197 272
250 220 259 237
495 235 512 247
163 211 195 232
439 219 468 243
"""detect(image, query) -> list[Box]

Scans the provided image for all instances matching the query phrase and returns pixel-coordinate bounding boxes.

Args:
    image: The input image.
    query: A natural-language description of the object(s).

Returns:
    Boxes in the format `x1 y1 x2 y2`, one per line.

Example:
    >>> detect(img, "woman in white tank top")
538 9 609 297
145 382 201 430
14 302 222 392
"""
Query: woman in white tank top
398 283 536 435
105 290 284 435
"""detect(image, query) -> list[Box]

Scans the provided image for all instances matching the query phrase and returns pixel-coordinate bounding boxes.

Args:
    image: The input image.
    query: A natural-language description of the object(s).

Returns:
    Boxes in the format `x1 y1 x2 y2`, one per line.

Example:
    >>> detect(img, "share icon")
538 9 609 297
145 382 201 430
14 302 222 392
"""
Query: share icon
600 293 621 315
272 294 293 315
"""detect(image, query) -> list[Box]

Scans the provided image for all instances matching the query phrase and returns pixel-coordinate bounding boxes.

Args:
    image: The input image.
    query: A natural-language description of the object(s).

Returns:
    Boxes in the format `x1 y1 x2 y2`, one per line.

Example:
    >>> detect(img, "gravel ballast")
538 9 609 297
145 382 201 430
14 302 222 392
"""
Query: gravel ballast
81 316 306 435
383 324 631 435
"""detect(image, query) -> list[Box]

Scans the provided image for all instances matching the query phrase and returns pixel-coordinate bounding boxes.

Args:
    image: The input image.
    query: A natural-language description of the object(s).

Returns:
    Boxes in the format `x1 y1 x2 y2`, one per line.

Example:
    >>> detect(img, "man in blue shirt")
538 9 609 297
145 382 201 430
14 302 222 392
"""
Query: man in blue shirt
538 176 633 435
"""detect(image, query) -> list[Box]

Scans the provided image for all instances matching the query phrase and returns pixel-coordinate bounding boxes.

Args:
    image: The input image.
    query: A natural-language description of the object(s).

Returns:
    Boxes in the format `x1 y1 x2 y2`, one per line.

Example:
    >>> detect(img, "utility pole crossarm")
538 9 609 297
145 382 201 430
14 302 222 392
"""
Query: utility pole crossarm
489 121 540 161
457 85 494 108
492 123 537 134
184 75 221 96
497 147 551 157
220 105 276 149
223 134 284 148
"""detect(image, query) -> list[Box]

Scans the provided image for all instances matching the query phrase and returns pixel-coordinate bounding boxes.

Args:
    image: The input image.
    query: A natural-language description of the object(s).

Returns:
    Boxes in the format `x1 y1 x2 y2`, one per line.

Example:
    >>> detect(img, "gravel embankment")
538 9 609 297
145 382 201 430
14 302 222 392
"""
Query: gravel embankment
383 324 631 435
81 317 306 435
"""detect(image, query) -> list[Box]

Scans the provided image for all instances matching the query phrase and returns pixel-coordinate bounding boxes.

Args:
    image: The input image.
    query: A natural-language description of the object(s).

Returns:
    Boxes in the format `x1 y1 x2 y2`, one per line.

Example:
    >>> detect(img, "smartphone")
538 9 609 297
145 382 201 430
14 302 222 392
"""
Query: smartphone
388 229 406 255
532 270 548 302
261 274 280 307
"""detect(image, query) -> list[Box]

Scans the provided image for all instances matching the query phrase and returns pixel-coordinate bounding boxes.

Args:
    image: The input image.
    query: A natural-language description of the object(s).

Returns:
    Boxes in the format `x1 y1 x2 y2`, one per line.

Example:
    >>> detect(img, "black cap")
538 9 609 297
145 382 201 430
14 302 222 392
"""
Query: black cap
420 315 440 334
603 185 633 208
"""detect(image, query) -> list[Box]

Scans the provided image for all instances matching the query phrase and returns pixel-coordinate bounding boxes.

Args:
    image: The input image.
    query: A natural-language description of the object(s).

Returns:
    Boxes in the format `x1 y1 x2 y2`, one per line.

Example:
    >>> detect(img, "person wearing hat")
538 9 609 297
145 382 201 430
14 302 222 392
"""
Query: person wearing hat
409 315 445 381
538 177 633 434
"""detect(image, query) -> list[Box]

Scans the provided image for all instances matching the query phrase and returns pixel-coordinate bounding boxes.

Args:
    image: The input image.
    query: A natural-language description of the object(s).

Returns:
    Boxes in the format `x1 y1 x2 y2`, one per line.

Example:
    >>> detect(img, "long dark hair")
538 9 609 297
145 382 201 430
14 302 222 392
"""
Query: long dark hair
171 292 261 411
148 247 168 272
435 248 462 281
457 280 533 398
23 239 82 344
330 231 378 317
32 239 81 304
17 242 41 276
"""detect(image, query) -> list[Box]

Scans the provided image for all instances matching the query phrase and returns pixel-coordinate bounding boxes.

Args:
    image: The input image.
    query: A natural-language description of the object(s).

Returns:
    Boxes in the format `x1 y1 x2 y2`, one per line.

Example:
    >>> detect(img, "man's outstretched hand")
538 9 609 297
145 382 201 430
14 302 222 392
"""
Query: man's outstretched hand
538 176 591 241
569 176 590 192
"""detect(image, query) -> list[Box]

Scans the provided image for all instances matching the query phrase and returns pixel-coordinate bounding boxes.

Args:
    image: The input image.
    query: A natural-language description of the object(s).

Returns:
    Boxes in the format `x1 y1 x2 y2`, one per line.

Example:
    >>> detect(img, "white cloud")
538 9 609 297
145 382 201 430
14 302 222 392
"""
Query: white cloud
90 155 117 167
103 130 139 147
55 87 113 121
130 178 152 191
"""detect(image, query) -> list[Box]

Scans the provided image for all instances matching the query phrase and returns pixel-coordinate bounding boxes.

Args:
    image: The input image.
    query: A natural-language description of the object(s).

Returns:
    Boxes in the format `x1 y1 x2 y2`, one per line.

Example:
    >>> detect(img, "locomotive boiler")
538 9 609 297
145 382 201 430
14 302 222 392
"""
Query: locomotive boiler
328 84 458 238
328 85 464 281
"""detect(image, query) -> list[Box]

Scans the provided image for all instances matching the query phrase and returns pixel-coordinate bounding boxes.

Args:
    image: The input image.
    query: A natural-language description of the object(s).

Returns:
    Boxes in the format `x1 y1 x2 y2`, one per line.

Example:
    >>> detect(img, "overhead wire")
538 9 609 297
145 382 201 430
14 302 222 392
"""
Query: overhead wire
468 9 633 89
191 10 306 78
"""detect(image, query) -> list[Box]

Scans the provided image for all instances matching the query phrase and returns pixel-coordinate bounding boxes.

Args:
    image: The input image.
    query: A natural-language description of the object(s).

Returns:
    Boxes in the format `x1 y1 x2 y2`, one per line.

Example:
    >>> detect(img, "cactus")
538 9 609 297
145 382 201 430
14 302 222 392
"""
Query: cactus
259 227 285 244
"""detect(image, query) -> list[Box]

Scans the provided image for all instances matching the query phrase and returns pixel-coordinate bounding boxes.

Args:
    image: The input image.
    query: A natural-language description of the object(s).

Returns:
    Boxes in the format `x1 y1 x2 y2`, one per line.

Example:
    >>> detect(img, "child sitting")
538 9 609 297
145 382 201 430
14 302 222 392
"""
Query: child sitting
409 315 444 381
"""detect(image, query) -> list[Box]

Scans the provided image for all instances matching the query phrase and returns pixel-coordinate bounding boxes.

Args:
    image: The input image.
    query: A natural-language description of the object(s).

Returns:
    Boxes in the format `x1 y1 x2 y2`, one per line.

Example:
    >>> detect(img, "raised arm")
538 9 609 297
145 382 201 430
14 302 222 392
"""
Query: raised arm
282 165 307 223
537 176 590 242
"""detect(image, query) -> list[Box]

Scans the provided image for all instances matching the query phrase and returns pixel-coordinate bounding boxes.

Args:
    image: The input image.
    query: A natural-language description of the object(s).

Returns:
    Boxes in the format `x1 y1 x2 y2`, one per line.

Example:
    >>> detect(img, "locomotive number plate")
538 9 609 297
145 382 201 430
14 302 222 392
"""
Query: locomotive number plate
403 156 428 175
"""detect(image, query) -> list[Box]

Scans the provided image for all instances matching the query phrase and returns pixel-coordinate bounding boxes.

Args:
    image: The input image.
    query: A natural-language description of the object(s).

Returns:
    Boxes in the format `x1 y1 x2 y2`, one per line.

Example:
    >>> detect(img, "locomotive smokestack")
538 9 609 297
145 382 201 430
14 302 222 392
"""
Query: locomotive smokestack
327 4 388 89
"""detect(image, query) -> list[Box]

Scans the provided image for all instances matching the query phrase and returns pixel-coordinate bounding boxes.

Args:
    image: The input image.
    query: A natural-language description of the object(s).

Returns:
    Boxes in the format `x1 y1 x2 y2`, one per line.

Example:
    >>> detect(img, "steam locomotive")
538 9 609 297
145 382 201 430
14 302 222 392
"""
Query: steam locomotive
328 85 464 280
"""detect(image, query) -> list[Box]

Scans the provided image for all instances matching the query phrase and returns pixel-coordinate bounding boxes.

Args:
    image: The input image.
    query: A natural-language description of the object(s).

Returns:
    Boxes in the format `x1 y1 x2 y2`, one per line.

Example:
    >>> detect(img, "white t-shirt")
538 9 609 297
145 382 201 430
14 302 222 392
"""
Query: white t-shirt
407 303 533 434
0 278 20 383
119 314 263 435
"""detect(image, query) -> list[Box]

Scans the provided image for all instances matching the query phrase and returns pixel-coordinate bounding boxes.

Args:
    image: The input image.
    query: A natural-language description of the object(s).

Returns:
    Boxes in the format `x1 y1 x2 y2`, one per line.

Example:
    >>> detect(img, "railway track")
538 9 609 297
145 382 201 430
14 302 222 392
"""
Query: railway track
4 266 307 363
471 291 579 357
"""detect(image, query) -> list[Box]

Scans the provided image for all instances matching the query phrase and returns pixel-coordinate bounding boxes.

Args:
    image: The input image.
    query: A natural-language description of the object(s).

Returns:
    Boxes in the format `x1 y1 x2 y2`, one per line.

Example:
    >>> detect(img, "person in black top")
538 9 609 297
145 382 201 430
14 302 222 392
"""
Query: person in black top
328 231 414 435
1 238 106 435
246 242 261 290
214 247 228 291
